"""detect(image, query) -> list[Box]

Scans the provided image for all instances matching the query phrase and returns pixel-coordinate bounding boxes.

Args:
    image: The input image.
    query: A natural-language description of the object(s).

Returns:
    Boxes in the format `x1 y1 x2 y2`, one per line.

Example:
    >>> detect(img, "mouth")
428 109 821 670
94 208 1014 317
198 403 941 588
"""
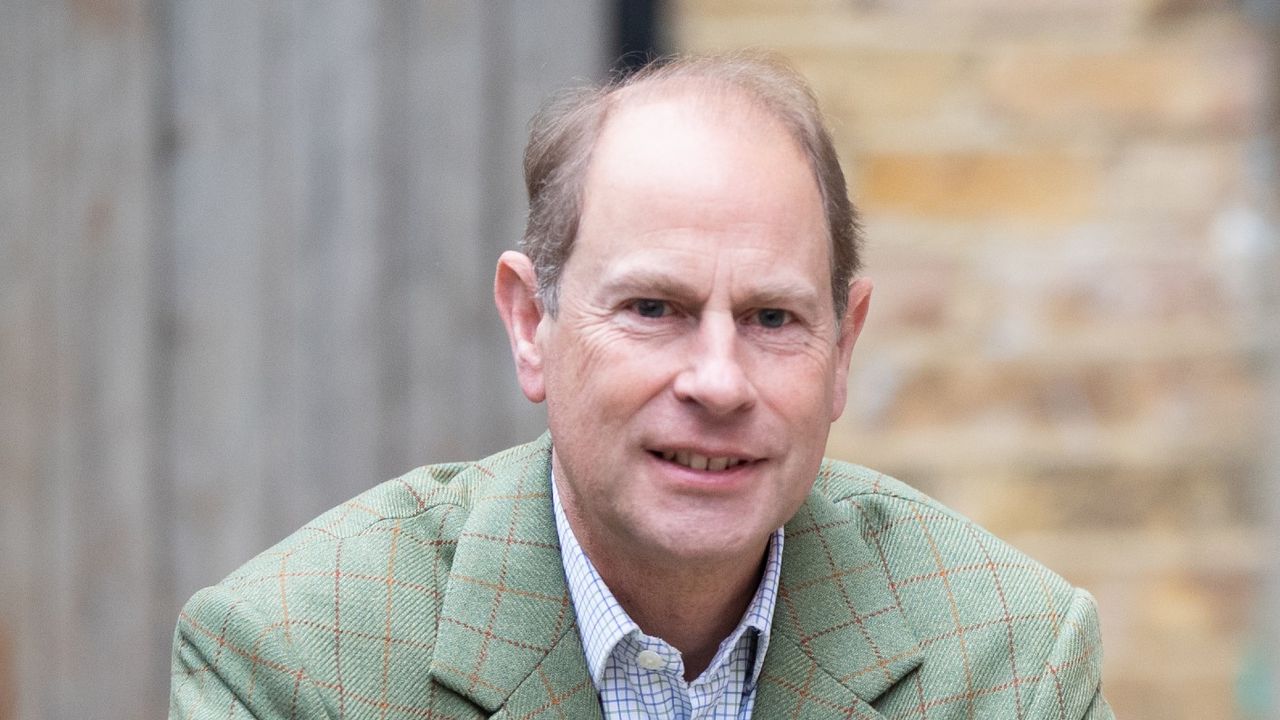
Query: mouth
649 449 758 472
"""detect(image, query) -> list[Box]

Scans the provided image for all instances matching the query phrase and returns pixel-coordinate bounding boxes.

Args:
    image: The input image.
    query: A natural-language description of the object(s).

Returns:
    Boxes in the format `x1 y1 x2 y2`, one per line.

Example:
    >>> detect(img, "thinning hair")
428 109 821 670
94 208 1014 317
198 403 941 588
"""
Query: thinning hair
520 53 863 319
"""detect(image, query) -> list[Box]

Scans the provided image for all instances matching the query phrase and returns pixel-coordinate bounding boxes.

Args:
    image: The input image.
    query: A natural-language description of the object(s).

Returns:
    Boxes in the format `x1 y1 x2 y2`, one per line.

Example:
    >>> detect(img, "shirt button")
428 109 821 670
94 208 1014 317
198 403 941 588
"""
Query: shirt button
636 649 665 670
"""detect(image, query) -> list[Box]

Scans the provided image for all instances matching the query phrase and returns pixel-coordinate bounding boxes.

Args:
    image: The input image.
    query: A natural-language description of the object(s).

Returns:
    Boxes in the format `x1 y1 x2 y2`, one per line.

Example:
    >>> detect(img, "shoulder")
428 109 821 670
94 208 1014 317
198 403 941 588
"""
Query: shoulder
214 437 549 592
190 436 551 607
811 457 1108 717
812 456 1074 602
171 437 551 718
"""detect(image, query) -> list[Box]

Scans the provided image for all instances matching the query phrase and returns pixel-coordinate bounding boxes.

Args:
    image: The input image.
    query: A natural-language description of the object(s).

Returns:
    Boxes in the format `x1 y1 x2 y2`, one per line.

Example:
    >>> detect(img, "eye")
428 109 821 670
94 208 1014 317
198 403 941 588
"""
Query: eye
631 299 671 318
755 308 791 328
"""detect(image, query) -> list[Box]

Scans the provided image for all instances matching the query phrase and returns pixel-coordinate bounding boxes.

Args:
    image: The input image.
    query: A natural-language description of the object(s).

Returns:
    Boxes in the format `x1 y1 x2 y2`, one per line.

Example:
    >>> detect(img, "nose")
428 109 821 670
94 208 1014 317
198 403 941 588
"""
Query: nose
672 313 757 416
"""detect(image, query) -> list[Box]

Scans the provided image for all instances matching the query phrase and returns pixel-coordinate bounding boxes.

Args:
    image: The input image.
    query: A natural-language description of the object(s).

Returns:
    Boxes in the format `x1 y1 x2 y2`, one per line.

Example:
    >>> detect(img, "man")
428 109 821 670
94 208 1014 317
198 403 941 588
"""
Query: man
172 56 1111 719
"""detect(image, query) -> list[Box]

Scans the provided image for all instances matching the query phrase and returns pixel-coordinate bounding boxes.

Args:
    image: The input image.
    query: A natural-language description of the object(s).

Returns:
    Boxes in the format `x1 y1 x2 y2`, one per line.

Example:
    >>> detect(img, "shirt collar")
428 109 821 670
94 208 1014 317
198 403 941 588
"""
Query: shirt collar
551 473 784 687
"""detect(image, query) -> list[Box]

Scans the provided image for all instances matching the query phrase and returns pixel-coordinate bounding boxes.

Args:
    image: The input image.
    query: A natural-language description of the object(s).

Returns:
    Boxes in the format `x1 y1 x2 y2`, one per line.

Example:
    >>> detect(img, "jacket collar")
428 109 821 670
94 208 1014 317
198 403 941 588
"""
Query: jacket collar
754 488 924 717
429 436 921 717
427 435 603 717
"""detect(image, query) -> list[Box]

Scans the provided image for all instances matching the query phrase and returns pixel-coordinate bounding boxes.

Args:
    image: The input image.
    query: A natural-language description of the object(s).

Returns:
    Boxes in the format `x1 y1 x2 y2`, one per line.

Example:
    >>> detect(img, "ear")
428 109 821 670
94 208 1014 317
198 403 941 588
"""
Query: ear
829 277 873 421
494 251 548 403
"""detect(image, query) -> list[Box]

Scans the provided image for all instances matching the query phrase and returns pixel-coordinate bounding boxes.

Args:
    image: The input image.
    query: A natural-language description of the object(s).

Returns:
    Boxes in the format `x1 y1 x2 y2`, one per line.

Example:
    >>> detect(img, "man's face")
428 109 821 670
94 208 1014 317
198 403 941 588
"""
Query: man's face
519 93 869 569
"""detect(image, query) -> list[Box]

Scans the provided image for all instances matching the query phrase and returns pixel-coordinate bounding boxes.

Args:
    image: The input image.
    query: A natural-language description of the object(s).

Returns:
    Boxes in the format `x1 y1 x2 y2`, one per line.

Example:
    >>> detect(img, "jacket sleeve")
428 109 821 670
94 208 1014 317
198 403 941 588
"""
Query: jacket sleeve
1026 588 1113 720
170 583 330 719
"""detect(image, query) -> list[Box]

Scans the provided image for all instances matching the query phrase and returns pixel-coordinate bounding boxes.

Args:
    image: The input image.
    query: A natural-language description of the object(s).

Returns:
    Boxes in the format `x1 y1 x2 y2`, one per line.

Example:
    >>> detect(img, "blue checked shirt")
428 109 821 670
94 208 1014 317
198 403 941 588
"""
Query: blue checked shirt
552 478 784 720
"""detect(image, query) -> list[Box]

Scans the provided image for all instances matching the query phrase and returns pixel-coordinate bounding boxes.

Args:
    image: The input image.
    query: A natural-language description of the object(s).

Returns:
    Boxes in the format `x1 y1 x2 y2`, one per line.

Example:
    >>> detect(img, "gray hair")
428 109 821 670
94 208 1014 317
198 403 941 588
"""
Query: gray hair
520 53 863 319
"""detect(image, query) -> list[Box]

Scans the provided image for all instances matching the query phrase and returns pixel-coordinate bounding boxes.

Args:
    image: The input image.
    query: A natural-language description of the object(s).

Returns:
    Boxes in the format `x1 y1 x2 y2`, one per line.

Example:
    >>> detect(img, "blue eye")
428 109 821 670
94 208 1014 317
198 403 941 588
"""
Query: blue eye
633 299 669 318
756 308 790 328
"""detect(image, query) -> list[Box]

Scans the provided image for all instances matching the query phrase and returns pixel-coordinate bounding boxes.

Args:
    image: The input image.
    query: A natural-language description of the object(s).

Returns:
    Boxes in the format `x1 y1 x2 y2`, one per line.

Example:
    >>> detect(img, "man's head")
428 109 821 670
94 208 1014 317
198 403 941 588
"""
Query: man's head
520 54 863 321
495 55 873 573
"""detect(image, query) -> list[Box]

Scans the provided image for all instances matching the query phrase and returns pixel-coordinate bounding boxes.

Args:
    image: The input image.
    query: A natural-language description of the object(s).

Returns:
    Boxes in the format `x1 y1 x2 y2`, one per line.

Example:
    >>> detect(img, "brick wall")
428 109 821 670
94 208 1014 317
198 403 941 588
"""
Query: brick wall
671 1 1277 717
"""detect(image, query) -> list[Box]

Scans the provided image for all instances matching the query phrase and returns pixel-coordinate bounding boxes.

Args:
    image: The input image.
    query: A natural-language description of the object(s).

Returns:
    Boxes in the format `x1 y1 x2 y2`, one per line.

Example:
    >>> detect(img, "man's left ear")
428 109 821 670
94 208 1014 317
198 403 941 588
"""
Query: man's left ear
830 277 873 421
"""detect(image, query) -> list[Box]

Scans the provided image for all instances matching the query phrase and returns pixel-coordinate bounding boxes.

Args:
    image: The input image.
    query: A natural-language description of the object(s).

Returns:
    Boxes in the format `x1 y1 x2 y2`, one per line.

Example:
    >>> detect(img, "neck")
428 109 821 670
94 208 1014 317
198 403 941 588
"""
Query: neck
583 531 770 681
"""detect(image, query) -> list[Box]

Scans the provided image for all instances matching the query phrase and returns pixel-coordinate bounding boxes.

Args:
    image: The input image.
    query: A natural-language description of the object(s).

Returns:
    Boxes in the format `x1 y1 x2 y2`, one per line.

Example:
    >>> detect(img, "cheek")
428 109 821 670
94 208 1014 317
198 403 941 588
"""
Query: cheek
546 332 672 421
542 321 610 389
749 345 839 408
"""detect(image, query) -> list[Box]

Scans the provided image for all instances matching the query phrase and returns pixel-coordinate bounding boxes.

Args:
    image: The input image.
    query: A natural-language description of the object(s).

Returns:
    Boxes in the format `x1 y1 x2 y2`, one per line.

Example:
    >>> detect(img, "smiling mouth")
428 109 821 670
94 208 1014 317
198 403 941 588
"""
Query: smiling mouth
650 450 756 472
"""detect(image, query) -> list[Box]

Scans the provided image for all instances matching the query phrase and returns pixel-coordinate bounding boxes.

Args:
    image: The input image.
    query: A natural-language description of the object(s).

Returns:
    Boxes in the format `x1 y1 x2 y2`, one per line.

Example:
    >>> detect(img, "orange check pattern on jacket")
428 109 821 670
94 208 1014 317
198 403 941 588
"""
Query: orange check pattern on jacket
171 434 1112 719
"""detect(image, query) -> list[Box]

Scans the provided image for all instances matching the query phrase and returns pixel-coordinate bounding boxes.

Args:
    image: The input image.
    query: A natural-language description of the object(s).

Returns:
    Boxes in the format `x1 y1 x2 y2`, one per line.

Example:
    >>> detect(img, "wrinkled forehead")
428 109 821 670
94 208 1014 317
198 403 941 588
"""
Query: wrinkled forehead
571 80 832 294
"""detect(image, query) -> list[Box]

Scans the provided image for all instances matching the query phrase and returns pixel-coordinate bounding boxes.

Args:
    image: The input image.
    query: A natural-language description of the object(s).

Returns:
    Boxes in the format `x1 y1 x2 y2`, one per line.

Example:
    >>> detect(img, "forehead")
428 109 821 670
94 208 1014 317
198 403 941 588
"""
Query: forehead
570 87 832 300
584 88 825 229
591 84 812 191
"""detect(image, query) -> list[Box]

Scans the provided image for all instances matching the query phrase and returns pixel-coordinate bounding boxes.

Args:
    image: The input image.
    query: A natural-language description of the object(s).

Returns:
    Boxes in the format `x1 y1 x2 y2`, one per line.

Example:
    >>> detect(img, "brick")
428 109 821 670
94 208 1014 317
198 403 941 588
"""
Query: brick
860 251 964 332
940 0 1147 41
876 460 1263 537
788 50 1001 152
671 3 1277 717
1145 0 1243 24
982 42 1265 135
1101 141 1244 220
1108 676 1236 718
676 0 847 14
672 6 1009 54
789 50 964 120
856 152 1099 221
1007 529 1265 583
978 246 1236 332
867 356 1258 432
1015 462 1265 532
675 0 1148 45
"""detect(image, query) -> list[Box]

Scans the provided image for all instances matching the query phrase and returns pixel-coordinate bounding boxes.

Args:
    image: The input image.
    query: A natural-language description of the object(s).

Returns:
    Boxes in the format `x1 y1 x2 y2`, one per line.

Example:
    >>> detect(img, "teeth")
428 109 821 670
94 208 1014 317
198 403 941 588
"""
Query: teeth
660 451 746 471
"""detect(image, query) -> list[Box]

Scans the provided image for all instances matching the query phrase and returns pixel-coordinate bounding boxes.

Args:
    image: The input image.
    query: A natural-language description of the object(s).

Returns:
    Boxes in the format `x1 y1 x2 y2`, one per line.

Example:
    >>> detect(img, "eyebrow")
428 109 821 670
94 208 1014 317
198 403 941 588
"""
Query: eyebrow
599 269 699 301
599 267 825 312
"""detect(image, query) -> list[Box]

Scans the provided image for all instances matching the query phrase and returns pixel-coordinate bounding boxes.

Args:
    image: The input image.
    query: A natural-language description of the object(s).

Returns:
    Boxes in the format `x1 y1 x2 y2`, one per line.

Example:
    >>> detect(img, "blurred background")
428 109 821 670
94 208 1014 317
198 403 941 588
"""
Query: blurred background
1 1 1276 718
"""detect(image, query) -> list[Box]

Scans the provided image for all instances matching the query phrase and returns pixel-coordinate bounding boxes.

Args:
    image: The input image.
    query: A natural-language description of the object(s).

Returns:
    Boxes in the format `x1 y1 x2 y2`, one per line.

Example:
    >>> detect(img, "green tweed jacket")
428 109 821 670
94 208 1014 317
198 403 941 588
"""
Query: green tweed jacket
171 435 1111 719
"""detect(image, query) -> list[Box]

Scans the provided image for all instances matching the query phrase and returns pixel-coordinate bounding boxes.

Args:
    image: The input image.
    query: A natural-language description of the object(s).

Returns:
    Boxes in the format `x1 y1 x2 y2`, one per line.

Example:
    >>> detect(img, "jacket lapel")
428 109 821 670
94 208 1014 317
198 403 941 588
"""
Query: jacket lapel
428 435 601 718
755 489 923 718
493 627 604 720
428 437 921 718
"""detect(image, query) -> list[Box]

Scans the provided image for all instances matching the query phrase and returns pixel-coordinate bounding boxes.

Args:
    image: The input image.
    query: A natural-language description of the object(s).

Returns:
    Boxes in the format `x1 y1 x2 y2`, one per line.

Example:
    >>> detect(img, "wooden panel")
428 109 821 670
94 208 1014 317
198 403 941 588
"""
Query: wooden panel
0 5 46 719
269 0 387 530
374 1 612 475
1 1 610 716
0 1 163 717
157 0 613 597
50 0 162 712
369 0 495 487
158 0 612 603
163 0 277 605
484 1 612 443
162 0 404 597
1265 5 1280 704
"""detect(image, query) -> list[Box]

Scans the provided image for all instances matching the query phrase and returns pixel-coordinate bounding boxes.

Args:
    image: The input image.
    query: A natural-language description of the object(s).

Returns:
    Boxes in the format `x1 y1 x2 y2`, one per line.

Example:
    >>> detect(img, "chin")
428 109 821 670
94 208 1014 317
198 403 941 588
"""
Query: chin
648 521 770 564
